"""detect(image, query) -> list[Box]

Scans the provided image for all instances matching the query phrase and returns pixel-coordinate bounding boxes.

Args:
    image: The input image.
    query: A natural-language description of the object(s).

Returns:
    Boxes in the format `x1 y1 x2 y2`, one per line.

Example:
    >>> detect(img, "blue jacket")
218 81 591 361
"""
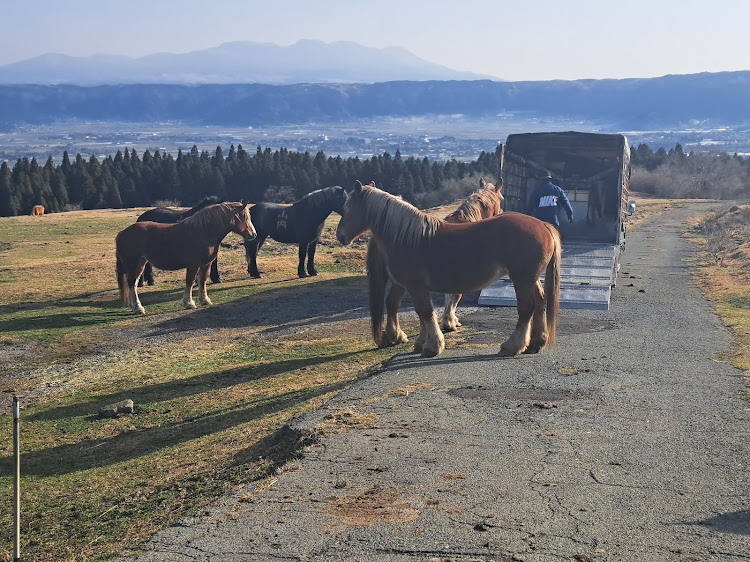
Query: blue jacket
528 181 574 227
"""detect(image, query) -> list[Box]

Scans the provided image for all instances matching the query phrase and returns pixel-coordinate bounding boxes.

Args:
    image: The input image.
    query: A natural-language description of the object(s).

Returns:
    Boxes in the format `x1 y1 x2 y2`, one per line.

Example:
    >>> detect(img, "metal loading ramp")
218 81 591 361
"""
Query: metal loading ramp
478 242 620 310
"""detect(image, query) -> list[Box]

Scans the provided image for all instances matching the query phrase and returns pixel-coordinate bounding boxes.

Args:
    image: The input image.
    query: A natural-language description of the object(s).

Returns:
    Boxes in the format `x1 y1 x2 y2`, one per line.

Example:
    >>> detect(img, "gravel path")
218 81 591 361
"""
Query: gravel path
119 202 749 562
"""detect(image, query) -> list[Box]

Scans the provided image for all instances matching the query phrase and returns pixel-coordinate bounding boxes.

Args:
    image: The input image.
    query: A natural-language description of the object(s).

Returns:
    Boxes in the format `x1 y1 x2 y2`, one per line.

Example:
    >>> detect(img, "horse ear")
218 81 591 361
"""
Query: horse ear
369 181 376 188
480 177 486 188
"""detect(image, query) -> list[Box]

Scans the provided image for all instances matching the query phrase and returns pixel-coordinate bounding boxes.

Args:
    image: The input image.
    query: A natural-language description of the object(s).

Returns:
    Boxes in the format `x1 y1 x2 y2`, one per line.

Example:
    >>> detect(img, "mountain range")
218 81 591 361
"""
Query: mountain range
0 40 494 85
0 41 749 132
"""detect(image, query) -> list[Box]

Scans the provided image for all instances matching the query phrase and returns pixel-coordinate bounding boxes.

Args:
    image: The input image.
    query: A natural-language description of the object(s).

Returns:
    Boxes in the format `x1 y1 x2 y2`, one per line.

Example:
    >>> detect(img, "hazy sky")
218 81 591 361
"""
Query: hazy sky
2 0 749 81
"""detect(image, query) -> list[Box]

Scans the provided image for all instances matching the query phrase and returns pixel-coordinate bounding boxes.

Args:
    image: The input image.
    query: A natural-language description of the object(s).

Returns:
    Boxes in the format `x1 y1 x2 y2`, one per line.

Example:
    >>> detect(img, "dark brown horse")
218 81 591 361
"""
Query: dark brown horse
137 195 224 285
367 178 503 349
116 202 255 314
337 181 561 358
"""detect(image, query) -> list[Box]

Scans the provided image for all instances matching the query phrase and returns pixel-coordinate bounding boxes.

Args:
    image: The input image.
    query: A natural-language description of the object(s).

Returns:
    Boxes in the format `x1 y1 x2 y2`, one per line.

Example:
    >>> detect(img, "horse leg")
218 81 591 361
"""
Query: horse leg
410 289 444 357
384 283 408 346
441 293 463 332
245 235 265 279
139 262 154 287
525 279 549 354
210 258 221 284
297 243 308 278
182 267 199 309
306 240 319 276
128 259 147 315
197 265 213 306
499 281 535 356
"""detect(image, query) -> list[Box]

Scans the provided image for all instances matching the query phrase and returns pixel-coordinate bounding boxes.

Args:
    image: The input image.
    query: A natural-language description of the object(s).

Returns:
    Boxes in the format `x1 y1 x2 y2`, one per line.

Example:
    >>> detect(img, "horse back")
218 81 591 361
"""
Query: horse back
252 201 321 243
440 213 555 274
116 221 218 271
382 213 556 294
137 207 182 223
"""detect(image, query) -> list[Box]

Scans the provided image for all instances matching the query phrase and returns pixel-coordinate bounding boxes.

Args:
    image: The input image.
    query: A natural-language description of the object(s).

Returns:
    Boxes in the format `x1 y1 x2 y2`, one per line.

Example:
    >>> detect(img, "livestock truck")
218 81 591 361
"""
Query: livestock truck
479 131 631 310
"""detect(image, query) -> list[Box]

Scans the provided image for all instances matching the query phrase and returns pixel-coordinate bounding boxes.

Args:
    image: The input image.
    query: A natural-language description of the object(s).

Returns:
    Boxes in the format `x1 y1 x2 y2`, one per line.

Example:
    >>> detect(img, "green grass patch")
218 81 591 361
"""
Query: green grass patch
0 208 400 561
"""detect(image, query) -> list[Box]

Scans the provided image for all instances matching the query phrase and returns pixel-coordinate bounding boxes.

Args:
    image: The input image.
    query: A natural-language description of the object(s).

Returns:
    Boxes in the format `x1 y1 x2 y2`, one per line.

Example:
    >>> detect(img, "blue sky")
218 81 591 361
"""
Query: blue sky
2 0 749 81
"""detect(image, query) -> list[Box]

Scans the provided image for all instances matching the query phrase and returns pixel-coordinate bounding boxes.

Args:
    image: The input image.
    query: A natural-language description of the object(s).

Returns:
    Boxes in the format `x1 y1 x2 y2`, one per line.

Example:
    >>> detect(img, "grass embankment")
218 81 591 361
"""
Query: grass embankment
0 207 400 561
686 204 750 381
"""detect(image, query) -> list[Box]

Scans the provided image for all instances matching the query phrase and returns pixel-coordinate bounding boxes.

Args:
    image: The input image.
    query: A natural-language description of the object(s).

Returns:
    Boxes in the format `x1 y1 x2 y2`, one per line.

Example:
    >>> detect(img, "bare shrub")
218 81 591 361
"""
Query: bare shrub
61 203 82 212
412 176 484 209
631 151 748 199
263 185 296 203
153 199 181 208
699 205 750 265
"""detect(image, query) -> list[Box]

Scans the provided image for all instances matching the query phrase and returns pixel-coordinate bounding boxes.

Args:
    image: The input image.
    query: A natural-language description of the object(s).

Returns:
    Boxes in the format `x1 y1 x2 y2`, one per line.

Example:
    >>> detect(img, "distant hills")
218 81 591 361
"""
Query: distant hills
0 40 749 131
1 72 750 130
0 40 494 85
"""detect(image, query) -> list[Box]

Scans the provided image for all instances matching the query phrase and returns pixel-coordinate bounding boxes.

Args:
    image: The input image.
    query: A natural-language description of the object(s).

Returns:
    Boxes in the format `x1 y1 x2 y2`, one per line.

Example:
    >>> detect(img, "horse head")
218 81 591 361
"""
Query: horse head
337 181 374 245
234 200 257 240
332 185 348 215
479 177 504 216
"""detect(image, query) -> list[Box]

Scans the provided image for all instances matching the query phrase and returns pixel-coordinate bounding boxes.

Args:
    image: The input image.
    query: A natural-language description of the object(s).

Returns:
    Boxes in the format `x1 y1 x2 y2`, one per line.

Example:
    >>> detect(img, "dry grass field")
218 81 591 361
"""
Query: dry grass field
0 194 746 561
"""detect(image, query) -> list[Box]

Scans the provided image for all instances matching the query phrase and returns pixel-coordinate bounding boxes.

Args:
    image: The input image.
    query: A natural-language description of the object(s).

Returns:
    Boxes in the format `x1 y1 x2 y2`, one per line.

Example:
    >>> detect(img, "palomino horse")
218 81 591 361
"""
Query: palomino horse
116 202 255 314
244 186 347 278
337 181 561 358
367 178 503 348
137 195 224 285
31 205 45 216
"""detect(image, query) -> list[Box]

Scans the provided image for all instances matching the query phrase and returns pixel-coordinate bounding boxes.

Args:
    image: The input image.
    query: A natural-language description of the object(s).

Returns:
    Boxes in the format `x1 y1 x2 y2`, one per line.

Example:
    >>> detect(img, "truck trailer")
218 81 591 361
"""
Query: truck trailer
479 131 631 310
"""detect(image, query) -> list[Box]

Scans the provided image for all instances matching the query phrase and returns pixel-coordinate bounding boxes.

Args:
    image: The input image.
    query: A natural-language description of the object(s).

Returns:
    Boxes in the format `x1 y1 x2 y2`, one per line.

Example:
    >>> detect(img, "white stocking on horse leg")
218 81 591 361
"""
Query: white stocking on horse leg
182 268 198 309
197 266 212 306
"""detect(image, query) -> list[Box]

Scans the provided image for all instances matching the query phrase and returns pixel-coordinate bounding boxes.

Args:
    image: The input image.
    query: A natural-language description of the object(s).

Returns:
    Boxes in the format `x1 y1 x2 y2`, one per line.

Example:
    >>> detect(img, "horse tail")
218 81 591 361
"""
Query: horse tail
366 239 389 346
544 225 562 347
116 247 129 305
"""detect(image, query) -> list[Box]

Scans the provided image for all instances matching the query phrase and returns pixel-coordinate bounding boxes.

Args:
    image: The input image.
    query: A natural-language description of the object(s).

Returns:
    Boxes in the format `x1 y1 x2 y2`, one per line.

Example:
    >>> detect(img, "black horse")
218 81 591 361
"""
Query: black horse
245 186 347 278
137 195 224 285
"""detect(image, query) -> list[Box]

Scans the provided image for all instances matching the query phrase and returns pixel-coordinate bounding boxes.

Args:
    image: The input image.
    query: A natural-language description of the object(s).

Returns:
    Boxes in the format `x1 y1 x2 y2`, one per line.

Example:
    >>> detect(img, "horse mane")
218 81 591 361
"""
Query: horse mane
181 202 238 229
297 186 343 211
361 185 442 247
448 183 502 222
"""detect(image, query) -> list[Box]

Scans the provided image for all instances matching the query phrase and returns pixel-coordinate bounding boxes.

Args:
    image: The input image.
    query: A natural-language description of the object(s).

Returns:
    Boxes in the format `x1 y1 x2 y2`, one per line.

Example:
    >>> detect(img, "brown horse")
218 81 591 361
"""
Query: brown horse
337 181 561 358
31 205 45 216
367 178 503 349
116 202 256 314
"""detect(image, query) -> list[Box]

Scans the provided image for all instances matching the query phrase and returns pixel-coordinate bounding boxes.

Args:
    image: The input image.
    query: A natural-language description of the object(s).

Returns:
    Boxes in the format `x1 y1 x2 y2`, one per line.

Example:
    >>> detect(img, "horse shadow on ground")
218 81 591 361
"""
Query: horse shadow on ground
27 350 363 423
1 359 365 477
691 510 750 535
144 276 375 339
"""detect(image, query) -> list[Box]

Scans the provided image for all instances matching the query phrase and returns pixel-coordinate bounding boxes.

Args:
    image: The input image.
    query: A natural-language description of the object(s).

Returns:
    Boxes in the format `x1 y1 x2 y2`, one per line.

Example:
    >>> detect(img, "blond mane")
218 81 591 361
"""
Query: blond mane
181 202 241 229
361 185 443 247
449 183 503 222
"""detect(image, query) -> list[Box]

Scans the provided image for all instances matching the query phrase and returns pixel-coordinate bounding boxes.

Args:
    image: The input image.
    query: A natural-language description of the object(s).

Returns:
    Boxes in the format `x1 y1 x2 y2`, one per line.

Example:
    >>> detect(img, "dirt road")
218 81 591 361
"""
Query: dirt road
120 202 750 562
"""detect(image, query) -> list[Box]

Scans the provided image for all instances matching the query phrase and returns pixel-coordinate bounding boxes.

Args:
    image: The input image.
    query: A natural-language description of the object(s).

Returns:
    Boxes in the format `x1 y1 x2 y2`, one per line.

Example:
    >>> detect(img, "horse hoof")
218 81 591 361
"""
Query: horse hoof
211 278 221 284
308 270 318 276
523 345 542 354
249 273 262 279
298 272 308 278
147 281 154 286
133 307 145 315
421 346 442 358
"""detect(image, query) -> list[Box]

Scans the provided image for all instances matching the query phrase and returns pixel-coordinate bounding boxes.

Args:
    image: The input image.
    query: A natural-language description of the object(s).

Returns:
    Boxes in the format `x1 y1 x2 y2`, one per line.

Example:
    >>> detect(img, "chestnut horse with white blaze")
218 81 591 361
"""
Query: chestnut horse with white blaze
337 181 561 358
367 178 504 349
116 202 256 314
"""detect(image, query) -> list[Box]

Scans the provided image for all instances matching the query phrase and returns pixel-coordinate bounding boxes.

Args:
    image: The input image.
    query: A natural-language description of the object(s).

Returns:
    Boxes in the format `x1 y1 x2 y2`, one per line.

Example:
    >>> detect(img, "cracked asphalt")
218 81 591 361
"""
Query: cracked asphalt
119 202 750 562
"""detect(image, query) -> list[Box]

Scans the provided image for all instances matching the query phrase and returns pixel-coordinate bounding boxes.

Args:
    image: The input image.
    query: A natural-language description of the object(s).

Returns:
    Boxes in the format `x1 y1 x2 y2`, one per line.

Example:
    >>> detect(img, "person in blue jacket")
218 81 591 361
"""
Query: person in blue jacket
528 173 574 228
